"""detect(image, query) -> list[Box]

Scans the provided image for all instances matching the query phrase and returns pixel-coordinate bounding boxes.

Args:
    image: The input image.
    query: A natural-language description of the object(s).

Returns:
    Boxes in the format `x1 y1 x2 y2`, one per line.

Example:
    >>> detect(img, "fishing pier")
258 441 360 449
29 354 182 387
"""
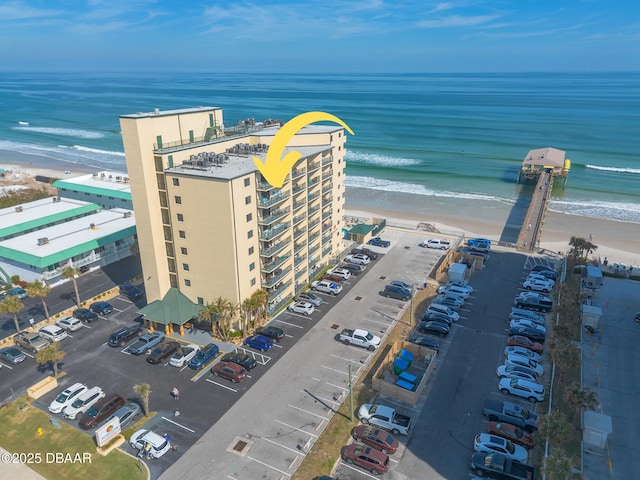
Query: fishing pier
516 147 570 251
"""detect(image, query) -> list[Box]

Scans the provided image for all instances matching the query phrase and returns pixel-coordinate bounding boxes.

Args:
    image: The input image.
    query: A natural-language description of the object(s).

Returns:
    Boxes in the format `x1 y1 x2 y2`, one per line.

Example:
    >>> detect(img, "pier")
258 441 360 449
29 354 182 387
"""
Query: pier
516 147 570 251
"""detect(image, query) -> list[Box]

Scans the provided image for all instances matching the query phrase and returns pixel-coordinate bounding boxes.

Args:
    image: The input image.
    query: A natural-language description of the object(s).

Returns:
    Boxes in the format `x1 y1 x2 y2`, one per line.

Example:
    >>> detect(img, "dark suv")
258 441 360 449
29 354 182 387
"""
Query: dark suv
78 393 125 430
146 341 180 365
73 308 98 323
108 324 143 347
90 301 113 315
119 283 143 301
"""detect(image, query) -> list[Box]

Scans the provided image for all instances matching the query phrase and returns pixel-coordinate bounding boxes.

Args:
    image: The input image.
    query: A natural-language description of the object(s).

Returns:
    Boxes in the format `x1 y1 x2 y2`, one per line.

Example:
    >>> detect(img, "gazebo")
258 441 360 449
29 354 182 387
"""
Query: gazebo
137 288 202 336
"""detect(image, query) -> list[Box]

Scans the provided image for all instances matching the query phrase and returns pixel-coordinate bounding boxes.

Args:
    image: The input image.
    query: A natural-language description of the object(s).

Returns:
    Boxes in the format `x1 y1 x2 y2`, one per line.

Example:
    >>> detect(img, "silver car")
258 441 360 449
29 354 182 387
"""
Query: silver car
296 291 322 307
108 402 141 430
288 301 314 316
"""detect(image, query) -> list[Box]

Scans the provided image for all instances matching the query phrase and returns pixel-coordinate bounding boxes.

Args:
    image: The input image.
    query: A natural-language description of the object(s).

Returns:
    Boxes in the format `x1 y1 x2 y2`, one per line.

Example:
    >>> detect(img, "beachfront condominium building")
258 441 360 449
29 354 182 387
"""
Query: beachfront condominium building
120 107 347 312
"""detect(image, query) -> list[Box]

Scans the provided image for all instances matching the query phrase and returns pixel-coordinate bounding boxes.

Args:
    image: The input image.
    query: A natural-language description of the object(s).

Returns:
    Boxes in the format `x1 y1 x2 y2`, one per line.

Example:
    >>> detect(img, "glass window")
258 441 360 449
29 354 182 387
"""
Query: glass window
172 178 180 186
248 246 254 255
184 279 191 286
249 262 255 271
244 178 250 187
177 213 184 222
181 247 188 255
183 263 189 271
247 230 253 239
175 196 182 204
245 196 252 205
246 213 252 222
250 278 256 287
179 230 186 239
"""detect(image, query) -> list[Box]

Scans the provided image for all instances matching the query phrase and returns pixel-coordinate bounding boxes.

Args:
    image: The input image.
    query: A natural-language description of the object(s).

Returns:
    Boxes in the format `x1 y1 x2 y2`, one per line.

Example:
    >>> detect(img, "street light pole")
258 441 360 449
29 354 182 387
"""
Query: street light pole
410 284 414 327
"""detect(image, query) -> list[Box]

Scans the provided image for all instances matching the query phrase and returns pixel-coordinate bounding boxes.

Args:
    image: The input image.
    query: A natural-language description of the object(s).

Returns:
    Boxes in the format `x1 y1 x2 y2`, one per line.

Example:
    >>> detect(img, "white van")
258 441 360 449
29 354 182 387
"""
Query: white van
63 386 105 419
422 238 451 250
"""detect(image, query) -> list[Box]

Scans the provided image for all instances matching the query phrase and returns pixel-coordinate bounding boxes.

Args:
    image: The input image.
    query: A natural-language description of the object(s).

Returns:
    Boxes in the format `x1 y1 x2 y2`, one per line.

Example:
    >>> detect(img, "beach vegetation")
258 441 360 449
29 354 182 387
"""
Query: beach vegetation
568 236 597 260
133 383 151 416
537 410 573 445
563 383 598 427
0 294 24 332
198 297 238 341
26 280 52 321
543 448 583 480
0 187 51 209
35 342 66 377
62 266 81 306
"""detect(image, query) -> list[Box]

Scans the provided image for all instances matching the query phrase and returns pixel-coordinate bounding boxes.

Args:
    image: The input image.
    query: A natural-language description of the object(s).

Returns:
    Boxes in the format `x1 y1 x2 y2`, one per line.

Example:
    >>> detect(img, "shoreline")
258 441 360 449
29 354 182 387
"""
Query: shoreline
1 148 637 266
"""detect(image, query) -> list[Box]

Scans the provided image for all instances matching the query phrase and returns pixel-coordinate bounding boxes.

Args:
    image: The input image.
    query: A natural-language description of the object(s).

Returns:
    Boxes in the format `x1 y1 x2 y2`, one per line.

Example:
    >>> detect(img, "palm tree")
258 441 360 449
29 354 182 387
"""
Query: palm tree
199 297 237 341
537 410 572 446
564 382 599 426
36 343 66 377
544 448 582 480
129 240 140 257
0 295 24 332
133 383 152 416
551 340 581 384
251 289 269 327
26 280 52 321
240 297 256 336
62 266 81 306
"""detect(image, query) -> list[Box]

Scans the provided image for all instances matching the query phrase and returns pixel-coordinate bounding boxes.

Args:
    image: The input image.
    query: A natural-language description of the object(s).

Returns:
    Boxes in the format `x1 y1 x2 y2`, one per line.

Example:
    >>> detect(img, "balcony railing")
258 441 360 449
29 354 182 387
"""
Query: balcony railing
262 221 291 240
308 219 320 231
322 183 333 194
268 295 292 315
308 192 320 202
293 228 306 240
308 205 320 217
322 211 332 221
294 254 306 265
293 200 306 211
308 177 320 188
292 167 306 179
293 214 306 226
260 192 290 208
268 280 292 302
257 176 288 191
309 264 326 280
295 268 308 281
263 268 292 288
294 241 307 254
309 244 320 256
322 155 333 166
309 231 320 243
308 160 321 172
260 238 291 257
322 223 332 234
322 247 332 257
292 183 305 194
261 255 291 274
259 208 289 225
322 233 332 244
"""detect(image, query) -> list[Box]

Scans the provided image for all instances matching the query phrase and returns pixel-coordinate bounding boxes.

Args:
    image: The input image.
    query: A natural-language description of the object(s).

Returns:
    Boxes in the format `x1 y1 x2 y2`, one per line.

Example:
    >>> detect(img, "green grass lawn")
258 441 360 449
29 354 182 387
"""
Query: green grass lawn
0 397 146 480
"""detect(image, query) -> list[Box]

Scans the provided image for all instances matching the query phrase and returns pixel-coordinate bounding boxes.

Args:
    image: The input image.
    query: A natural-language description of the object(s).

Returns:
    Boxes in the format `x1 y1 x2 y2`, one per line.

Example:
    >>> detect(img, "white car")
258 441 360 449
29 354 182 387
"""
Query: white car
48 383 87 414
527 273 555 286
499 378 545 403
130 429 172 459
311 280 342 295
288 301 315 316
510 318 546 334
63 386 105 419
437 285 470 298
344 254 370 265
523 279 554 293
426 304 460 322
505 354 544 376
38 325 68 343
56 316 83 332
327 267 351 280
446 282 474 293
504 345 542 363
169 344 199 368
474 433 528 462
496 365 538 382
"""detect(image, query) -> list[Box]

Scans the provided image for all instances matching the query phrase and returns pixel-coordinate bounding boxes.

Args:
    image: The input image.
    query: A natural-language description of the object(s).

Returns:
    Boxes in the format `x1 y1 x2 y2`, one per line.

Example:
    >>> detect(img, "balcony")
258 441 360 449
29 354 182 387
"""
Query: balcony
295 268 308 281
260 191 290 208
322 198 332 208
309 231 320 243
294 254 306 265
322 223 332 234
261 255 291 274
322 182 333 194
308 219 320 231
292 214 306 226
263 268 292 288
268 280 292 300
294 241 307 254
293 200 306 211
258 176 288 191
308 205 320 217
309 264 326 279
293 228 306 240
308 177 320 189
322 168 333 178
308 192 320 202
260 238 291 257
268 295 292 315
261 221 291 240
322 155 333 166
308 160 321 173
309 244 320 256
322 247 332 257
322 211 332 222
259 208 289 225
322 233 332 244
292 167 306 179
292 183 305 194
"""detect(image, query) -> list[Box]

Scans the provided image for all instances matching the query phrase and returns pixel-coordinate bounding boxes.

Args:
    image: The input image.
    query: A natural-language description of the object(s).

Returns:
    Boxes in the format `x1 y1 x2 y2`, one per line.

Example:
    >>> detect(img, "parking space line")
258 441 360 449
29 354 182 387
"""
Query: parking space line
246 455 290 477
161 416 196 433
273 319 304 329
21 352 34 359
285 312 314 320
275 420 318 438
326 381 348 392
284 334 294 338
272 344 283 349
361 317 392 327
330 354 366 365
1 364 13 370
340 461 379 479
205 378 238 392
258 436 305 456
321 365 349 376
287 404 330 421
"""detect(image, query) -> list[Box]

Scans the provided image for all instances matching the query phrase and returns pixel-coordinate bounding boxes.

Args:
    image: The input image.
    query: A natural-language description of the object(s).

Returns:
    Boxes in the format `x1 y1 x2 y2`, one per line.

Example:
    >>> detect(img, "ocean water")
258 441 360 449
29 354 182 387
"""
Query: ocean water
0 72 638 222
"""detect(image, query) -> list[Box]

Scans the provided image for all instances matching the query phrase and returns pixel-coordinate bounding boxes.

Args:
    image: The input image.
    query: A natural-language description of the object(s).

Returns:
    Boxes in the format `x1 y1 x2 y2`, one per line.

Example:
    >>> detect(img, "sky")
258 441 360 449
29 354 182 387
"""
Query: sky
1 0 639 72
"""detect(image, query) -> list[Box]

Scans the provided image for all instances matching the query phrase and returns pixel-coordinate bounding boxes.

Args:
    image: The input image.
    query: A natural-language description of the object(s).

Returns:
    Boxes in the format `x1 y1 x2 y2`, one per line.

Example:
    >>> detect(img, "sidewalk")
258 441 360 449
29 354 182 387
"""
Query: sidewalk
0 447 47 480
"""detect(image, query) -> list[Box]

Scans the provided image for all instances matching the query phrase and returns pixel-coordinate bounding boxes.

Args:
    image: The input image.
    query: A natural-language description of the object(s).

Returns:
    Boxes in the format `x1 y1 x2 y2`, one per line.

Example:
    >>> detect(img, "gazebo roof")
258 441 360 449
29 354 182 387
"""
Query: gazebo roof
137 288 202 326
348 224 376 235
522 147 566 168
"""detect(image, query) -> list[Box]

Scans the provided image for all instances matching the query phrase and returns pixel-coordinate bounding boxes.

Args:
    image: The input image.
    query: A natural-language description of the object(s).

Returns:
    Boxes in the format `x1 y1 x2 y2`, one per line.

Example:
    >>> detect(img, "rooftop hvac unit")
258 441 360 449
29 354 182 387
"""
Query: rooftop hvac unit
37 237 49 246
52 196 60 203
123 177 129 182
89 223 96 229
15 206 23 212
123 211 132 218
115 176 122 182
108 175 113 180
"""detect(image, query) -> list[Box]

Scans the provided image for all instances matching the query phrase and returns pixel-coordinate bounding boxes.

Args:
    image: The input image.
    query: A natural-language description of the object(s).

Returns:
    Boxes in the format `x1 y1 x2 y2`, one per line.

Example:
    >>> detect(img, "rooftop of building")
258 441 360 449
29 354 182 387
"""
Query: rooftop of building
166 144 332 181
120 106 220 119
0 197 101 239
0 208 136 267
52 171 132 200
522 147 566 168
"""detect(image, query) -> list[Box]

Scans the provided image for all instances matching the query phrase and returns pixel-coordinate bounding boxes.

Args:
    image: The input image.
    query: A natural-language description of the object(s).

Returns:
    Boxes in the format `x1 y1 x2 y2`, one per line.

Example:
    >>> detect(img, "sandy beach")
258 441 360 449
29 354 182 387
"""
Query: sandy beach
0 149 101 179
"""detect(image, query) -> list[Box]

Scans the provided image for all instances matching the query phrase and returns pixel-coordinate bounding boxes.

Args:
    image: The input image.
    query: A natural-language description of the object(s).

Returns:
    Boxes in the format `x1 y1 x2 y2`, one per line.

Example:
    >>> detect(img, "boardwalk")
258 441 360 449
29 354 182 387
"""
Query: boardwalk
516 171 553 251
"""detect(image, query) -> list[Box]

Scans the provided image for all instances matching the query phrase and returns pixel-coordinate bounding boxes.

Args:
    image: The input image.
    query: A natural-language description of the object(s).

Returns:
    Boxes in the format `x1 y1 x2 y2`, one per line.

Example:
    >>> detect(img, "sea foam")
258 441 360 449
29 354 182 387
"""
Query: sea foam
585 164 640 175
345 151 421 167
13 126 105 139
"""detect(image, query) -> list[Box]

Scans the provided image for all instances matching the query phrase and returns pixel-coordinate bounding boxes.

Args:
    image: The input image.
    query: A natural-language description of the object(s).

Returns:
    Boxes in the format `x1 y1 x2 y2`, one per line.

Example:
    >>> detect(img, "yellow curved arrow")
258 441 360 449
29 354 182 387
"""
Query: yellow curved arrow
253 111 354 188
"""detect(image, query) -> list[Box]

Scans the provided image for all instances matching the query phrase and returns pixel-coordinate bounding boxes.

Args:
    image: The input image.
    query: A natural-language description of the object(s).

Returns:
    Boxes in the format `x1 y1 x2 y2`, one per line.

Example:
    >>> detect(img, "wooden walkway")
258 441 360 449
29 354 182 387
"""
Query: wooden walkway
516 171 553 251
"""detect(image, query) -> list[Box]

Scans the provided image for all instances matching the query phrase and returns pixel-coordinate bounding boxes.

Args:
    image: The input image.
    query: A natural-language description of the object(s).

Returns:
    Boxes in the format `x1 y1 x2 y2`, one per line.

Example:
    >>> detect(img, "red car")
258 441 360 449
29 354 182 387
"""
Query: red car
212 361 247 383
351 425 399 454
506 335 544 354
341 444 389 475
488 421 535 448
322 274 345 284
351 248 379 260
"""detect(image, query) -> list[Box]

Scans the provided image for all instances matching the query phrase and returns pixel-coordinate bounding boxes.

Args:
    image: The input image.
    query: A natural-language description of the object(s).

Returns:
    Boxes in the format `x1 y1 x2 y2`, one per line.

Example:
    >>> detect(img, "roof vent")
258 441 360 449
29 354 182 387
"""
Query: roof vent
89 223 95 229
52 196 60 203
37 237 49 245
123 177 130 182
123 211 132 218
15 206 23 212
115 176 122 182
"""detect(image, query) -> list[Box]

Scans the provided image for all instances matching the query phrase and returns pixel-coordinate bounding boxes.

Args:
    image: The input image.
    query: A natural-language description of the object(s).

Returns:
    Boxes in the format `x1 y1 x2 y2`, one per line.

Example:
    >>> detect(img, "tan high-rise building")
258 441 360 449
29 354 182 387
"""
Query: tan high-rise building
120 107 347 312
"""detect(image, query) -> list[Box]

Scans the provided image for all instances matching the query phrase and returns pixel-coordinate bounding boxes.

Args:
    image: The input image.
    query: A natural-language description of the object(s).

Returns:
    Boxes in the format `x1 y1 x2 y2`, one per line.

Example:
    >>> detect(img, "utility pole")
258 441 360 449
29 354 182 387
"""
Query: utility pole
409 284 415 327
349 364 354 421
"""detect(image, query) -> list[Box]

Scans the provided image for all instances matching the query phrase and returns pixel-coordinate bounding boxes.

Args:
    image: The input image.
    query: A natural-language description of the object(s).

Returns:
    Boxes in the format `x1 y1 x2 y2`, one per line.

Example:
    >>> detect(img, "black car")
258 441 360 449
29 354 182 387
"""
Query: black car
418 321 450 337
220 352 257 370
531 265 555 273
119 283 144 301
108 324 143 347
90 301 113 315
73 308 98 323
421 311 453 326
255 326 285 342
407 336 440 352
532 269 558 280
146 341 180 364
509 326 546 344
340 263 363 275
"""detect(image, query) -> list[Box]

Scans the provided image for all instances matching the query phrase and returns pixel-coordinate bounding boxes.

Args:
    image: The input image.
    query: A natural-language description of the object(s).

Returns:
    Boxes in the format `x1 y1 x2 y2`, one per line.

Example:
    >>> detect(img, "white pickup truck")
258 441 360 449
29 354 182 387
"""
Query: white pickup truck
357 404 412 436
339 328 381 351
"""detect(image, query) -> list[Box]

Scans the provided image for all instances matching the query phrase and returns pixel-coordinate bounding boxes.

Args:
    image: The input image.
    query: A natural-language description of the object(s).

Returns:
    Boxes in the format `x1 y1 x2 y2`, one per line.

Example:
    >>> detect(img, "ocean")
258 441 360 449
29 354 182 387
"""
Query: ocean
1 72 639 222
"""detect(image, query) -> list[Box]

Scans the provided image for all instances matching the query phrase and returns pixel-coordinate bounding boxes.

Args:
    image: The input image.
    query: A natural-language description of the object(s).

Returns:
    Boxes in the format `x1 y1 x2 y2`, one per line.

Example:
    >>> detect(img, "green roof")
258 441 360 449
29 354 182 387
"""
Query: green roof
0 225 137 269
52 180 132 201
137 288 202 325
348 224 376 235
0 204 101 239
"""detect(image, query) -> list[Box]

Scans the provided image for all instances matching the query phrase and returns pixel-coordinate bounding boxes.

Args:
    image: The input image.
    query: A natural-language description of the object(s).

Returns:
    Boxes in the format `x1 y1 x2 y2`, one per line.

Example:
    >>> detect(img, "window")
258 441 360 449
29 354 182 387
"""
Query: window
244 178 251 187
175 196 182 204
245 196 252 205
197 297 204 305
183 263 189 271
247 230 253 239
172 178 180 186
249 262 255 271
177 213 184 222
250 278 256 287
181 247 188 255
248 246 254 255
184 279 191 287
179 230 186 239
246 213 252 222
